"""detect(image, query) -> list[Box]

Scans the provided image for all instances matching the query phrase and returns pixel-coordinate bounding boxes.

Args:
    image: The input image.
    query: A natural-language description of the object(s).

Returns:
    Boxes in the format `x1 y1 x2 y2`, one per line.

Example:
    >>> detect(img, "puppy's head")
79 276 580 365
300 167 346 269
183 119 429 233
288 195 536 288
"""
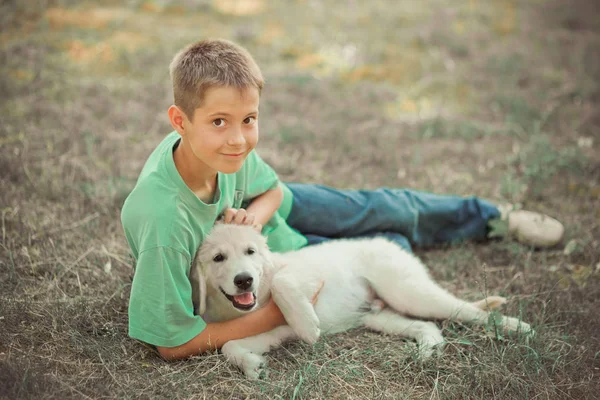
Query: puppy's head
196 224 271 314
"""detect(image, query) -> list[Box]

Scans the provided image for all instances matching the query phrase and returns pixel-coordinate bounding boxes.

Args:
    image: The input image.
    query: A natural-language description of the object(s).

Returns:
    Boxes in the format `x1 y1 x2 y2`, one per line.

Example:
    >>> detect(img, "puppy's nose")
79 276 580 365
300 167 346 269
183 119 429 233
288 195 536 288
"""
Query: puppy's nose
234 273 253 290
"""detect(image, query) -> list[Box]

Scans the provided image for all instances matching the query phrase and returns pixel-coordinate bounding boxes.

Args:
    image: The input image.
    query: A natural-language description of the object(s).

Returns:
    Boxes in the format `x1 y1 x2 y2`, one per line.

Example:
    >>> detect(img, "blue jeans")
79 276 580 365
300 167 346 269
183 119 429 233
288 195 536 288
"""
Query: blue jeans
285 184 501 252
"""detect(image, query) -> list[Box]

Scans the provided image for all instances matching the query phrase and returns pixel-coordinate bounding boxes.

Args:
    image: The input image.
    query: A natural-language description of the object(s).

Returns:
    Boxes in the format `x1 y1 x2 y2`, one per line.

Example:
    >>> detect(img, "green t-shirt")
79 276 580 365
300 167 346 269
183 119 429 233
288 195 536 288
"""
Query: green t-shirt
121 131 307 347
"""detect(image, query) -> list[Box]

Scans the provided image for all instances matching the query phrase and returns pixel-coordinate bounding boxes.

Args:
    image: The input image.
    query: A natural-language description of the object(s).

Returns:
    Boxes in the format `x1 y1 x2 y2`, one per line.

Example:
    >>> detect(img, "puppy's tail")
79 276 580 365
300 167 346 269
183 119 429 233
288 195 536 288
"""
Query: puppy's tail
471 296 507 311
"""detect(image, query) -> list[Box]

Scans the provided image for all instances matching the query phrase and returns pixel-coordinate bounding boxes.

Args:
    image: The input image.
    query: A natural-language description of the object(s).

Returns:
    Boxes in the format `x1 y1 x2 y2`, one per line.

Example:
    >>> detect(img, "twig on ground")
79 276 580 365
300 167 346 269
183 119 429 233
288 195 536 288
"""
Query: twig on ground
429 370 441 400
98 353 124 389
31 212 100 241
31 247 95 296
57 380 96 400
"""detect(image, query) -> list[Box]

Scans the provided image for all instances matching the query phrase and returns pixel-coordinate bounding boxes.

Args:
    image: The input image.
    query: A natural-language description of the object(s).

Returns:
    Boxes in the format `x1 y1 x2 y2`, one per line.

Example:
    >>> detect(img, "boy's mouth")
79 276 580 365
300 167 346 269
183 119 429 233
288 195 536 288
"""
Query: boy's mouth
220 287 256 310
222 152 245 158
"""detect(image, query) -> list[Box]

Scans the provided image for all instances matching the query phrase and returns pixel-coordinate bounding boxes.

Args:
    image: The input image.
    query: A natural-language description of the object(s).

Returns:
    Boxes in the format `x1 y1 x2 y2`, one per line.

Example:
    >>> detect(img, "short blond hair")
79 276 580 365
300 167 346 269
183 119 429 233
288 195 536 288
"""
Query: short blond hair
169 39 264 120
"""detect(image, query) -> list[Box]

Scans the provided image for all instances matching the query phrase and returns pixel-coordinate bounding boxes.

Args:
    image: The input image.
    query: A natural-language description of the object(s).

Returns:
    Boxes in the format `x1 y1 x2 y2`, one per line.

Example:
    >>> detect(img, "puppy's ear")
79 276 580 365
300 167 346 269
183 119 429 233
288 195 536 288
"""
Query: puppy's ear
259 233 269 249
190 263 207 316
198 274 207 316
257 238 286 275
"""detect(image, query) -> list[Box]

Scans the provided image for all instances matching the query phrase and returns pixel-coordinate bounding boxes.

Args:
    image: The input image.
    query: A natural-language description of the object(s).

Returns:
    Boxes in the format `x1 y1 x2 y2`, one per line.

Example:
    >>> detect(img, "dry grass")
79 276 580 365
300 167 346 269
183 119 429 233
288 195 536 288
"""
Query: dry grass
1 0 599 398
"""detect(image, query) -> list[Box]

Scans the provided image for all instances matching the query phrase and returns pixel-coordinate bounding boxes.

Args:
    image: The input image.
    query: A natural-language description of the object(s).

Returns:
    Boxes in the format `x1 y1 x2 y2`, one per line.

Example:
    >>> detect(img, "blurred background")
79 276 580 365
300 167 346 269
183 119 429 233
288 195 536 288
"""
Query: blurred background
1 1 599 398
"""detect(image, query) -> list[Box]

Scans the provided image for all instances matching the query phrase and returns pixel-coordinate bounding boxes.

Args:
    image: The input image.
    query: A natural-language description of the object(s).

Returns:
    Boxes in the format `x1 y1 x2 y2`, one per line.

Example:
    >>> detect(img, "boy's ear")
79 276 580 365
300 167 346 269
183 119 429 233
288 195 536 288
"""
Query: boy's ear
168 105 188 136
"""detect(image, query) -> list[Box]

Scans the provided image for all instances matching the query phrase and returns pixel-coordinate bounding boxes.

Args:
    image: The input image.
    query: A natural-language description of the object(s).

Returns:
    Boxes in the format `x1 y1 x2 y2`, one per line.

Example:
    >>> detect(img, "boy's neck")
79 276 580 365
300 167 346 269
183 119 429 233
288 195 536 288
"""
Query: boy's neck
173 139 218 203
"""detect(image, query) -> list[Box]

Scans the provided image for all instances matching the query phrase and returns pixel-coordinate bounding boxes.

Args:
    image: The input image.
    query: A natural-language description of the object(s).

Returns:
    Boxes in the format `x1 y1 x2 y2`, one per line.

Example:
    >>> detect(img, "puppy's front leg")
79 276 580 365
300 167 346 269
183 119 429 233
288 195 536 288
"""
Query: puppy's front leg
221 326 296 379
221 341 267 380
271 272 321 344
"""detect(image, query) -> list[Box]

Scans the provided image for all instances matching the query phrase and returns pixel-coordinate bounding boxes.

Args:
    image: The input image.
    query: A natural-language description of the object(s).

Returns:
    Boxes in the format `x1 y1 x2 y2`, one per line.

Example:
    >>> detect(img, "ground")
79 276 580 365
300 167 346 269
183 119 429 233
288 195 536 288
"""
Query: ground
1 0 599 399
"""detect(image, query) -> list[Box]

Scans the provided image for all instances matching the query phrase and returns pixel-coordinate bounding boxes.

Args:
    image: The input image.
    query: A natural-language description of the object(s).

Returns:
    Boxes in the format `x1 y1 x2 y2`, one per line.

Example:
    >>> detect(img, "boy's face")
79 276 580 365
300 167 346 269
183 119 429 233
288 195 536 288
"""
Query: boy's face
180 86 260 175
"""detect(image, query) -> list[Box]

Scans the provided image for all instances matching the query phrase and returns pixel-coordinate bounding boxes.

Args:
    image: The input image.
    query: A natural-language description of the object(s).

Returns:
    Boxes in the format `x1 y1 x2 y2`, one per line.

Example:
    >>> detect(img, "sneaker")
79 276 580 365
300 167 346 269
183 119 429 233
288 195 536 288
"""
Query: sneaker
496 205 565 248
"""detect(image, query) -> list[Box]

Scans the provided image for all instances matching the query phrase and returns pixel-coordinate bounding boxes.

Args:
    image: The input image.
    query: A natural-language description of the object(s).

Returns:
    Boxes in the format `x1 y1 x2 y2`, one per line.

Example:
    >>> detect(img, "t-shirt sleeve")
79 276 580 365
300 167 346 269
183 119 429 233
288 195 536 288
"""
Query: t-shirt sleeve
128 246 207 347
243 151 281 200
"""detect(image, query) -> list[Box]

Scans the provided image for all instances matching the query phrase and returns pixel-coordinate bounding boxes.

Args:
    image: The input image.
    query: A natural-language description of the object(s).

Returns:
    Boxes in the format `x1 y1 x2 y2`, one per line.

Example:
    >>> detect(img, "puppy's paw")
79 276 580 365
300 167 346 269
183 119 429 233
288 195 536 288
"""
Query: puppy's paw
242 353 268 380
288 311 320 345
417 323 445 359
418 337 445 359
501 316 534 336
222 341 264 378
472 296 507 311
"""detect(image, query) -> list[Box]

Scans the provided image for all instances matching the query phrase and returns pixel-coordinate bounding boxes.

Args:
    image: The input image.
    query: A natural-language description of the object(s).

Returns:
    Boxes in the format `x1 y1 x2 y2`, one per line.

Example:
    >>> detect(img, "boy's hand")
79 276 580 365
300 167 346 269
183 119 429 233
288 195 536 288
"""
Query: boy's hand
223 208 263 232
311 280 324 306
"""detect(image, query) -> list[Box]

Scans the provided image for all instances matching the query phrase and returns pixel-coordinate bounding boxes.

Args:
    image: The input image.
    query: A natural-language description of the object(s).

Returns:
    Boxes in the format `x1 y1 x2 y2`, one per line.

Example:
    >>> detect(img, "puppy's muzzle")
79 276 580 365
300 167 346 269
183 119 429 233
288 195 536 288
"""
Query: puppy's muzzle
234 273 253 291
220 272 257 311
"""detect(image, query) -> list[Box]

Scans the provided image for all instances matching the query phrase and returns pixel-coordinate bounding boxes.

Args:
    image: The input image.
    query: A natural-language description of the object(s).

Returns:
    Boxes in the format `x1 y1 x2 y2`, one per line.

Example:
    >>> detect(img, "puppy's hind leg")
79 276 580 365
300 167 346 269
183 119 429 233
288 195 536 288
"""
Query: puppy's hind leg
363 310 444 359
373 276 532 335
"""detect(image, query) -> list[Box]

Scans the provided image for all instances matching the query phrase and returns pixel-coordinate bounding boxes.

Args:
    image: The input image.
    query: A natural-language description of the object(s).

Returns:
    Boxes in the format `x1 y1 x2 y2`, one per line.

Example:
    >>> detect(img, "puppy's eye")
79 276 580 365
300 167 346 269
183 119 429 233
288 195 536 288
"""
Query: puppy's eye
246 248 256 255
213 253 226 262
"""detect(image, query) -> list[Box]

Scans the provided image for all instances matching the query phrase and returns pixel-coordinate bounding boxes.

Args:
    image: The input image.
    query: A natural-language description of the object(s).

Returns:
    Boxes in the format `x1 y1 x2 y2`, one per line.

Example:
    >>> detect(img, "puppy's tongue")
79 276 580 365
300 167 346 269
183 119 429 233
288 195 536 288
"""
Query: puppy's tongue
233 292 254 305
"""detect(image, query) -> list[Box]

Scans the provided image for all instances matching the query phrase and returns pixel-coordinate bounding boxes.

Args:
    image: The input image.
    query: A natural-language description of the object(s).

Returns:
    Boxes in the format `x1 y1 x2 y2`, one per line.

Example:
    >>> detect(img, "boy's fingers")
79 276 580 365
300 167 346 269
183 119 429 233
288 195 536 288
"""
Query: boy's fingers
311 280 325 305
244 213 255 225
253 223 263 232
223 208 236 223
233 208 247 224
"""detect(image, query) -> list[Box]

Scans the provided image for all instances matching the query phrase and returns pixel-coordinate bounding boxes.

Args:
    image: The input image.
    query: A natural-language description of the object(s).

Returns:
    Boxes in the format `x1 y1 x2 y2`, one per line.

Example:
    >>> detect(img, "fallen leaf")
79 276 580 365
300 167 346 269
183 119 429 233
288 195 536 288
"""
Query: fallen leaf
213 0 265 16
571 265 593 287
103 260 112 274
493 0 517 36
141 1 161 13
67 40 114 64
46 7 124 30
577 136 593 148
563 239 578 256
109 31 148 51
258 22 284 45
9 70 34 81
296 53 325 69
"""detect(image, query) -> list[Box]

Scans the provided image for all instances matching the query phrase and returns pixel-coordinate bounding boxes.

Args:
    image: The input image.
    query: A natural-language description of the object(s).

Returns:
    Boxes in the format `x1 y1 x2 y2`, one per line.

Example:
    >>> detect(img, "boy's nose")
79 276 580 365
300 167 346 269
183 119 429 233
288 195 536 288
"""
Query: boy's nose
227 129 246 146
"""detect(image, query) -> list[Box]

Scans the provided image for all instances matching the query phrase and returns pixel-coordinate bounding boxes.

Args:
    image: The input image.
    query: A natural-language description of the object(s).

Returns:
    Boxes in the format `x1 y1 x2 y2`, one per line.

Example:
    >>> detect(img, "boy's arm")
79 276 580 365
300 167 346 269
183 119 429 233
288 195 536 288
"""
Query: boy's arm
246 185 283 225
157 297 285 360
158 279 325 360
224 185 284 230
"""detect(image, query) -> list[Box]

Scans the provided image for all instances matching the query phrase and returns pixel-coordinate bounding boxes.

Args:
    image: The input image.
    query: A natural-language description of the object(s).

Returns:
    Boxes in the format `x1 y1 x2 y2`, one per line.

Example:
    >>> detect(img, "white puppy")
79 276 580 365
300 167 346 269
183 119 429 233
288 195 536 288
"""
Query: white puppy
191 224 532 379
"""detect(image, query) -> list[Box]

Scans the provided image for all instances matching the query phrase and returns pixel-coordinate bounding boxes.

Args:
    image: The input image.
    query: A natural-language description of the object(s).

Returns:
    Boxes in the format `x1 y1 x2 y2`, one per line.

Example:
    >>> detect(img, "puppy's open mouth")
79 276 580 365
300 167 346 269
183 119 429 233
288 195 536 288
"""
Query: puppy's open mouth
220 287 256 310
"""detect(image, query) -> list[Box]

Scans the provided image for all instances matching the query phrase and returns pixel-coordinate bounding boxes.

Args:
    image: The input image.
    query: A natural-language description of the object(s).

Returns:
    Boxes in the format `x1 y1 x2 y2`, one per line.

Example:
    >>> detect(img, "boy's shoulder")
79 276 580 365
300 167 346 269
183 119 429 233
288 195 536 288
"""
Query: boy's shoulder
121 171 178 222
121 132 183 224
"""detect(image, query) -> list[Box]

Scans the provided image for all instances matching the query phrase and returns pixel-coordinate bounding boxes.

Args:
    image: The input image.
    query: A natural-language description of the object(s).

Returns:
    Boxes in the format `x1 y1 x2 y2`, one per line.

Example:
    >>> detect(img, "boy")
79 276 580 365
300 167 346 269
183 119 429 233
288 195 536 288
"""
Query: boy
121 39 564 361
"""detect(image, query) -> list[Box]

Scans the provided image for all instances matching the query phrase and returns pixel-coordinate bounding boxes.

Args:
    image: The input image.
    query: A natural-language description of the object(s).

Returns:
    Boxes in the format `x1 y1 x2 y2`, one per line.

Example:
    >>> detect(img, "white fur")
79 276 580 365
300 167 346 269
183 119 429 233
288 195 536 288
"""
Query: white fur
193 225 533 379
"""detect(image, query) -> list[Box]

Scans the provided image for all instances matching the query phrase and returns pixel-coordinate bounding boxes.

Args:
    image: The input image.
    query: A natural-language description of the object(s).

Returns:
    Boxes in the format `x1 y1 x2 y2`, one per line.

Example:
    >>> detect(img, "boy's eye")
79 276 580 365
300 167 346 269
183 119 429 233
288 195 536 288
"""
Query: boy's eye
213 253 226 262
212 118 225 127
243 116 256 124
246 248 256 255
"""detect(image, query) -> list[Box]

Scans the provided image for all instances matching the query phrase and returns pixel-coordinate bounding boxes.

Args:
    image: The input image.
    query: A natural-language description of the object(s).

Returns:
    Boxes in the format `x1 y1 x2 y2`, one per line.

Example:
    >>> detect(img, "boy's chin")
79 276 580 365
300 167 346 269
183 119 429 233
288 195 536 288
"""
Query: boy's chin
217 162 245 174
